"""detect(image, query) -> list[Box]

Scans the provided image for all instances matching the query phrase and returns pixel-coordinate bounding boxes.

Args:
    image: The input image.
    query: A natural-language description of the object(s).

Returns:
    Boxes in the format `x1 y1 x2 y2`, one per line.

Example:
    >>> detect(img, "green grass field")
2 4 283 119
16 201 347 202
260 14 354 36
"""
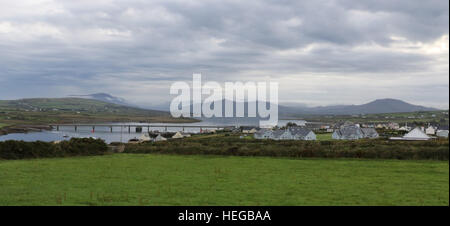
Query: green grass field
316 133 332 141
0 154 448 206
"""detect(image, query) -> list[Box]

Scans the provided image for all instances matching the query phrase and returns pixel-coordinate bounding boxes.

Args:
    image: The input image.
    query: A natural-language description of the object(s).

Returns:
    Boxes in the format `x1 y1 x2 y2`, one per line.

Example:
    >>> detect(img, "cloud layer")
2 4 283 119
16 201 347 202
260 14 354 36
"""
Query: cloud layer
0 0 448 108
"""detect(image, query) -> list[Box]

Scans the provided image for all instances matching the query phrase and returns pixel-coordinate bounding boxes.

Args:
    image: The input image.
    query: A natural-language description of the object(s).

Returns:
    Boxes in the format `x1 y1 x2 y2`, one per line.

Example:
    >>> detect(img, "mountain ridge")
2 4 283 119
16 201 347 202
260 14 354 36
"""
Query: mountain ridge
65 93 440 116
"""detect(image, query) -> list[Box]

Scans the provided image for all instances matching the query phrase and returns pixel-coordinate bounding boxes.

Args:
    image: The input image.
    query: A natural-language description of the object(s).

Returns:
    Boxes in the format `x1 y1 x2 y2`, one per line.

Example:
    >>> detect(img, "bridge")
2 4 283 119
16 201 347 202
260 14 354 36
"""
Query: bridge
49 124 237 133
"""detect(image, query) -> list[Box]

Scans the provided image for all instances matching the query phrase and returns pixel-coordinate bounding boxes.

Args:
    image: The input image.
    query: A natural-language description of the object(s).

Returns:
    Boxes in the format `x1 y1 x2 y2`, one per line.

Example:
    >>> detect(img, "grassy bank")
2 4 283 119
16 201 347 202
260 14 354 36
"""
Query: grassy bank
0 154 448 206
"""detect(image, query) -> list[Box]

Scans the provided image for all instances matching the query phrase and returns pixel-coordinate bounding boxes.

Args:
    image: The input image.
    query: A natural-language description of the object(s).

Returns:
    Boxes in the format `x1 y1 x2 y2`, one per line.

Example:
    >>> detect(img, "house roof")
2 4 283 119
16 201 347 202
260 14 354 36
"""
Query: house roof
335 125 363 138
288 127 313 137
404 127 429 139
438 125 449 131
255 128 272 135
272 130 288 137
361 128 378 137
241 126 257 130
155 134 167 141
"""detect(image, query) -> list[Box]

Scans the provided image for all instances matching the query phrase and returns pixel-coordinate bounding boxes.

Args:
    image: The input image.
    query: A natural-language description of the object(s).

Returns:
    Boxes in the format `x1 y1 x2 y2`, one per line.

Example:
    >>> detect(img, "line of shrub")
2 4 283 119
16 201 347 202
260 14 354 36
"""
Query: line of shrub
123 136 449 160
0 138 108 160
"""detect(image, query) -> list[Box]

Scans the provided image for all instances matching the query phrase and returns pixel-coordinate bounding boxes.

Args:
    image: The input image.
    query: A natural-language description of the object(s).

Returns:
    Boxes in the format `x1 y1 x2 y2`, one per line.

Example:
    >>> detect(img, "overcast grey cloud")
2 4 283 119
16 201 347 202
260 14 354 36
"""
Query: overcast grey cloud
0 0 448 108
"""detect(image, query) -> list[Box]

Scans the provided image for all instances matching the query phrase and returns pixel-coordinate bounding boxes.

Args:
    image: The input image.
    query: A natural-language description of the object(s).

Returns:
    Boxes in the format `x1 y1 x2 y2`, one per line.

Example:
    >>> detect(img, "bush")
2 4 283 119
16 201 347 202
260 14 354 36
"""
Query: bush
123 136 449 160
0 138 108 160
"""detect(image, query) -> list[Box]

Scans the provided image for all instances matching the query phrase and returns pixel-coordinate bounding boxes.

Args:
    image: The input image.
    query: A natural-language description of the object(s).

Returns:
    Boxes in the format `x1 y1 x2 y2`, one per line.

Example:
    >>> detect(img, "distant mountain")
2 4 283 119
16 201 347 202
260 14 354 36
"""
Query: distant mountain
69 93 136 107
183 98 439 117
281 99 439 116
73 95 438 117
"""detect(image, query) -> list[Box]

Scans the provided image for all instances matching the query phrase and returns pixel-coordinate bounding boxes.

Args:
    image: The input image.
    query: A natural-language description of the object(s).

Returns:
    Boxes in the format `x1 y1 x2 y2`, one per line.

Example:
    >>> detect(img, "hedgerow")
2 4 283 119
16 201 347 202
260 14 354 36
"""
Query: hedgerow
124 136 449 160
0 138 108 160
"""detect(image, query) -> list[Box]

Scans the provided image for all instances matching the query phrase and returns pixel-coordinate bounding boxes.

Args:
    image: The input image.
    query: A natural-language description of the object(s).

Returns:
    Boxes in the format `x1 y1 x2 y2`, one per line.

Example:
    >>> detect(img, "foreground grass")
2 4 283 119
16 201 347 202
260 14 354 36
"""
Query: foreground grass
0 154 448 206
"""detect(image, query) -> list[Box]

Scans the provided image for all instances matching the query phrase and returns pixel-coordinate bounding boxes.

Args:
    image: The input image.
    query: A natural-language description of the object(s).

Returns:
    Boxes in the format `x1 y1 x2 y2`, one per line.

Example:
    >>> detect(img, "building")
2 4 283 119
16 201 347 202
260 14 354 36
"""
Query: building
272 130 292 140
437 130 449 138
254 128 274 139
402 127 431 140
289 127 316 140
361 128 379 138
171 132 191 139
332 125 364 140
242 126 258 134
154 134 167 142
436 125 449 138
388 122 400 130
425 126 436 135
398 126 410 131
254 127 316 140
332 125 379 140
139 133 152 142
172 132 184 139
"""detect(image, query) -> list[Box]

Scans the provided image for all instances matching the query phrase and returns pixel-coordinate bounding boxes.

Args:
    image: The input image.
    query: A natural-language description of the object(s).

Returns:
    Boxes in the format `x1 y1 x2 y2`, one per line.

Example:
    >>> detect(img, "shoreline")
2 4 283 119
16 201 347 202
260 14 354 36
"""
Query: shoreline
0 118 202 136
0 125 53 136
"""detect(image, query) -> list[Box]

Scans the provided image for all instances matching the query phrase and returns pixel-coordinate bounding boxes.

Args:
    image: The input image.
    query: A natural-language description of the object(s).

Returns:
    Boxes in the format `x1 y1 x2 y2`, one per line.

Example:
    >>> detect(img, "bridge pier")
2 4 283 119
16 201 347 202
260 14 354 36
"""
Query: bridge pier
74 126 77 132
128 126 131 133
110 126 113 133
56 125 59 131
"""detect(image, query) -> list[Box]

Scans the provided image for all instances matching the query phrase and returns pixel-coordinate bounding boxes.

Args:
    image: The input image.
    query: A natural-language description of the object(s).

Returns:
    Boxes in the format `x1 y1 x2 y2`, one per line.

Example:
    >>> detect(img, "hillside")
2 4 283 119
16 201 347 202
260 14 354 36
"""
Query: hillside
280 99 438 116
68 93 136 107
0 98 165 116
186 98 438 117
0 98 197 128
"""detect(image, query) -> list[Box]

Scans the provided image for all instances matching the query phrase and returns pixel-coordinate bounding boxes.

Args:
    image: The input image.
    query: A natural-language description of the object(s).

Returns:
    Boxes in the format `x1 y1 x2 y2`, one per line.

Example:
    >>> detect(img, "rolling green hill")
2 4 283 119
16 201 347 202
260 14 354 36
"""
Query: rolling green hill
0 98 196 127
0 98 165 116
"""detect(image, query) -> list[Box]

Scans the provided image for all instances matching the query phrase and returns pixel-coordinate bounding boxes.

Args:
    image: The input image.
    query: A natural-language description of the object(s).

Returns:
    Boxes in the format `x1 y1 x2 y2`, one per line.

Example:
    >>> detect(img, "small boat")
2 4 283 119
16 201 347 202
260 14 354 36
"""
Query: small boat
62 134 70 138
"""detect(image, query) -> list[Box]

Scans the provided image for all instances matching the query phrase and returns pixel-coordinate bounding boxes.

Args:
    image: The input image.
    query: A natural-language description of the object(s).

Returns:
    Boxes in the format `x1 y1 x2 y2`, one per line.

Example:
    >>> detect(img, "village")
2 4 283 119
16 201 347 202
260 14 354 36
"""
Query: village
127 119 449 143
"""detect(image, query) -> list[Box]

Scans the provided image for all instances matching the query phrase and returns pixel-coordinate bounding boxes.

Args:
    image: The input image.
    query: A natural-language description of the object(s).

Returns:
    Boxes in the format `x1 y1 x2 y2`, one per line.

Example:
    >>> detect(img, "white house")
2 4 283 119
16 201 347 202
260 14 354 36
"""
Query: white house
436 126 449 138
398 126 410 131
256 127 316 140
333 125 379 140
242 127 258 134
154 134 167 142
139 133 152 142
425 126 436 135
289 127 316 140
172 132 184 139
402 127 431 140
436 130 449 138
254 129 274 139
332 125 364 140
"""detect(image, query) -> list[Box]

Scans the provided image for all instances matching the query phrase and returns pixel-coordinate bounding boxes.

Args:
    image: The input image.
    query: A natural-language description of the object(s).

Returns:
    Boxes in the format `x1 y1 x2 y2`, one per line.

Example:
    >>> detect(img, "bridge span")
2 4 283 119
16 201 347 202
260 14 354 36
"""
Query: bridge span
49 124 237 133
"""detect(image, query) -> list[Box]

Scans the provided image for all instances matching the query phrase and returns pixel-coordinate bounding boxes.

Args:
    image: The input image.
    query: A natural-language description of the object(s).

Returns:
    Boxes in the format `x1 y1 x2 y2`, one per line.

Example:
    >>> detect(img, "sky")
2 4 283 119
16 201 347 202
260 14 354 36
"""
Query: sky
0 0 448 109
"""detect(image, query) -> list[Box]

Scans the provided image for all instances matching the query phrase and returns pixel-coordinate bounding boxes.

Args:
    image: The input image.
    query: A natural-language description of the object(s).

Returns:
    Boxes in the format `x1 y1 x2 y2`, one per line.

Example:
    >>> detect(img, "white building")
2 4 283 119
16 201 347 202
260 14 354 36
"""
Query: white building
154 134 167 142
332 125 379 140
402 127 431 140
425 126 436 135
254 127 316 140
436 130 449 138
172 132 184 139
139 133 152 142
